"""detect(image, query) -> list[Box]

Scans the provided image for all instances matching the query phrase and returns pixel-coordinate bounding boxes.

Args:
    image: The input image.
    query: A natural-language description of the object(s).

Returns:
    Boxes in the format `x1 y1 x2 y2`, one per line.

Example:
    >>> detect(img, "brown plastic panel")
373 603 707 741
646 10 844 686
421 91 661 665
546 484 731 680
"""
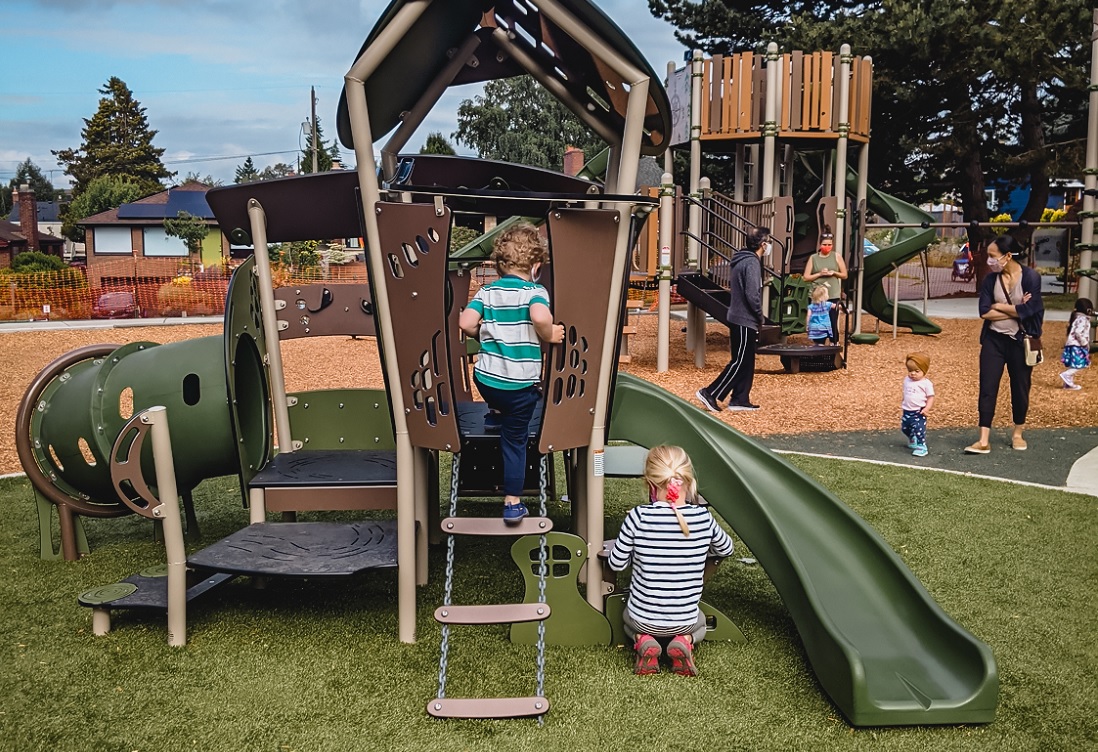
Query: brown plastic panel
446 269 474 402
427 696 549 720
274 284 377 339
440 516 553 536
374 202 460 451
109 411 163 520
434 603 550 625
263 486 397 512
539 209 622 453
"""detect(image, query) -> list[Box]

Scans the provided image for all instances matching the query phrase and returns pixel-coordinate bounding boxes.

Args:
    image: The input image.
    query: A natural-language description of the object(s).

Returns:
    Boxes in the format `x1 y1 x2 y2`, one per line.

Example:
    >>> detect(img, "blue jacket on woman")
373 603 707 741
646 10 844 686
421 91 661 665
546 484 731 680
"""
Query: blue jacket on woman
977 265 1044 341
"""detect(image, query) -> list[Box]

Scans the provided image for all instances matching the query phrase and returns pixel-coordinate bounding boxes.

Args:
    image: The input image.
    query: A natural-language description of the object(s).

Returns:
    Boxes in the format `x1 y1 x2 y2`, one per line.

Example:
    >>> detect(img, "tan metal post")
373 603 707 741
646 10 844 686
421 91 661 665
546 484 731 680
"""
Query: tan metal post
761 43 779 200
833 45 853 263
144 406 187 647
853 140 870 334
344 0 431 644
658 172 674 372
1080 10 1098 301
685 50 703 354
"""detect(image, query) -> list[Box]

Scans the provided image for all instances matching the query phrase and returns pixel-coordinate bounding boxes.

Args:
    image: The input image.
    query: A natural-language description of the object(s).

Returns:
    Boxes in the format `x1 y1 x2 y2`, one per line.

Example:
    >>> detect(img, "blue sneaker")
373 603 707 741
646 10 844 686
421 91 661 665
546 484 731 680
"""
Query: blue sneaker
906 440 919 450
912 444 928 457
484 410 502 433
503 502 529 525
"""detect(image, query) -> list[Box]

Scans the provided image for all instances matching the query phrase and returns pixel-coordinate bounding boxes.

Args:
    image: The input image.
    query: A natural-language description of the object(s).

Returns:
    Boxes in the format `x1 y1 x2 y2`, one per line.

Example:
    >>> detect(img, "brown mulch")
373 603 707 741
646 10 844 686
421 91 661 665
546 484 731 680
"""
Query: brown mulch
3 315 1091 476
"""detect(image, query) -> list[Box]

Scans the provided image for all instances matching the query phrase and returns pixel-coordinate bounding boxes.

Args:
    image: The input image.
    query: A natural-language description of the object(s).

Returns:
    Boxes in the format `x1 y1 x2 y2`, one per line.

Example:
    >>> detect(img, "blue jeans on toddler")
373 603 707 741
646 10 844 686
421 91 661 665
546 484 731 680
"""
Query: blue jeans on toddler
901 410 927 445
473 375 541 497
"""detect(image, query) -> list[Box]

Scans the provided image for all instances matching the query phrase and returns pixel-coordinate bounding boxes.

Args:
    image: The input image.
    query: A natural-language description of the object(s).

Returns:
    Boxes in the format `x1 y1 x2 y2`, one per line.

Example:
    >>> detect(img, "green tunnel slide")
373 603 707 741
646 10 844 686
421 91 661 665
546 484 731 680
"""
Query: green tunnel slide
608 373 997 726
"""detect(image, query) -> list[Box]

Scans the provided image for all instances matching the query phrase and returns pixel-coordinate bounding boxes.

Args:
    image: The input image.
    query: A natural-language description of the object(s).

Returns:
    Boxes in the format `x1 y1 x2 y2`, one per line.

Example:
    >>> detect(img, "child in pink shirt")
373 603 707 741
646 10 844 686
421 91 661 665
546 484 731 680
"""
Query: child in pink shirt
901 352 935 457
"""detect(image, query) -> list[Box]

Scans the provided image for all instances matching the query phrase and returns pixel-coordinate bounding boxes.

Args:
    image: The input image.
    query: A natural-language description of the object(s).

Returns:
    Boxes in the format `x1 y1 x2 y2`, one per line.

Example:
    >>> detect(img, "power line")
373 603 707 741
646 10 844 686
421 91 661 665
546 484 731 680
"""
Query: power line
164 150 301 166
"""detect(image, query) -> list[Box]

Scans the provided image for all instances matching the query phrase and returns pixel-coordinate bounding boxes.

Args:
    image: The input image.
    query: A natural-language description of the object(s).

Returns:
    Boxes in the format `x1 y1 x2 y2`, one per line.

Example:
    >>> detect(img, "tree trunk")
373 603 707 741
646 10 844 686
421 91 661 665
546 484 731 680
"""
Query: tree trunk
1016 80 1049 253
952 104 992 287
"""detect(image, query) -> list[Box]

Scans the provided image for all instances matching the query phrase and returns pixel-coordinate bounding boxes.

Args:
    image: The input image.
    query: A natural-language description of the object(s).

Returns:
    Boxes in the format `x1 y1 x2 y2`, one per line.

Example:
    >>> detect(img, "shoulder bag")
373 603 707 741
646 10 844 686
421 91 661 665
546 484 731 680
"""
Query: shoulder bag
998 274 1042 366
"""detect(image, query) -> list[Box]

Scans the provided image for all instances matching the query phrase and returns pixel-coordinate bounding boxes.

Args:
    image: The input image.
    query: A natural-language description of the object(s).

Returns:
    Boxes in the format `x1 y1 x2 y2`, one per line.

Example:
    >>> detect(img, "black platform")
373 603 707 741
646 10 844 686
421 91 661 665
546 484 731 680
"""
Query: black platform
78 570 236 611
187 521 399 577
454 401 547 496
249 449 397 487
756 343 842 373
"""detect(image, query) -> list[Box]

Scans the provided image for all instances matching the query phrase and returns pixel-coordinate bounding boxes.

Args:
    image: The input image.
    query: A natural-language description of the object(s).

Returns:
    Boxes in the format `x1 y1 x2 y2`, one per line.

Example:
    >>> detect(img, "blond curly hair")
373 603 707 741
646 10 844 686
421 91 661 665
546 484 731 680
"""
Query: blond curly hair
491 223 549 274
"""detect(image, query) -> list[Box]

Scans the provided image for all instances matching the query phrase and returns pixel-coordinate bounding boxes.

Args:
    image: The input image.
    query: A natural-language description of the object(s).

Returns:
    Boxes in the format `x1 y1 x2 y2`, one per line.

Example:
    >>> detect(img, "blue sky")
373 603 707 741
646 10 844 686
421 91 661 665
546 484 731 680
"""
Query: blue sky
2 0 689 189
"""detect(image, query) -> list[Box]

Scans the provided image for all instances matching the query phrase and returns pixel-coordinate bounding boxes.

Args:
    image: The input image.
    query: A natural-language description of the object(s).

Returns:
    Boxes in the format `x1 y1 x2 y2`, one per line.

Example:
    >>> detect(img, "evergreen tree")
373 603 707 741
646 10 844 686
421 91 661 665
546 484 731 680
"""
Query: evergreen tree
235 156 260 184
2 159 58 215
53 77 174 196
61 174 147 242
182 172 220 187
421 132 457 155
299 117 335 174
454 76 606 170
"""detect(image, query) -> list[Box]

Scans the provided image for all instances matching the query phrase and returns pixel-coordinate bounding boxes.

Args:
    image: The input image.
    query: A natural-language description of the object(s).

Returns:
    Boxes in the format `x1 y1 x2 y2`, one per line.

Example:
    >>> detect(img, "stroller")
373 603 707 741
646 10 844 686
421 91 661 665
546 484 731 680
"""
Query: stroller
951 244 975 282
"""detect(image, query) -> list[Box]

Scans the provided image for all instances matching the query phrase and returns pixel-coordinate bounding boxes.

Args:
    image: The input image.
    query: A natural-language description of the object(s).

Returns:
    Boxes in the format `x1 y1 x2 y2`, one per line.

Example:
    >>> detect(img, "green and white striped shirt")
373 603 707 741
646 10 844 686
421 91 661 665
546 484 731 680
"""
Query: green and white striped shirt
467 275 550 390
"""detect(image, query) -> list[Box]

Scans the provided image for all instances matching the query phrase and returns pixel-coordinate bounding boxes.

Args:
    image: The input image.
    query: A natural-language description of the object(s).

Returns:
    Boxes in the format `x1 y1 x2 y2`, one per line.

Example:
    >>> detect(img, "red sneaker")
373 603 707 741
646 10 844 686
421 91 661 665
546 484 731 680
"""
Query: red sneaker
666 635 698 676
634 634 661 675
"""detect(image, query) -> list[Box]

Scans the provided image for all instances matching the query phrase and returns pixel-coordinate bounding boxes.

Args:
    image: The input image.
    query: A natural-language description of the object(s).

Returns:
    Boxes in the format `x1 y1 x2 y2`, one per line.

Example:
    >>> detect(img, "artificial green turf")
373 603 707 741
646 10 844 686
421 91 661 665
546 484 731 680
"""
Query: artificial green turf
0 456 1095 751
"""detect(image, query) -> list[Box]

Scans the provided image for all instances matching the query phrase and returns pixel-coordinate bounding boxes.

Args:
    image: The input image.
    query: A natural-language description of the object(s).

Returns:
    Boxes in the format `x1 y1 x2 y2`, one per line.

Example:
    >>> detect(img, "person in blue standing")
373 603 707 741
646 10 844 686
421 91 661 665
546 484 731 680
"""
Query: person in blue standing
696 226 770 412
459 223 564 523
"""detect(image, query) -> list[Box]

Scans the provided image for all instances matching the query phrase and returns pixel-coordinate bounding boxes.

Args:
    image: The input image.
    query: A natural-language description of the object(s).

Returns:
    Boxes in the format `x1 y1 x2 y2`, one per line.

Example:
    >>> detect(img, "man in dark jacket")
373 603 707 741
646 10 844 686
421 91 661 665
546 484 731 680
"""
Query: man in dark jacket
696 226 770 411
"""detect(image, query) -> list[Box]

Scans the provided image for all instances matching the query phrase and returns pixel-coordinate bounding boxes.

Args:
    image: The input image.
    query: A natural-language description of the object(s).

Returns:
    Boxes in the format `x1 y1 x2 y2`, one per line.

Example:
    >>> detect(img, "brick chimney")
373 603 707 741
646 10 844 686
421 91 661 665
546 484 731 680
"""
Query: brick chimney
563 145 585 177
16 184 39 252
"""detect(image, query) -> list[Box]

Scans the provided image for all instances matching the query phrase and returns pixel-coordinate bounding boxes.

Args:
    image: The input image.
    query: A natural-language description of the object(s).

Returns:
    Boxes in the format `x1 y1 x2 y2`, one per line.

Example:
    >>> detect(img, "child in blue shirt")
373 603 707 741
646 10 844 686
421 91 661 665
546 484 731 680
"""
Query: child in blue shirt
459 223 564 523
806 284 837 344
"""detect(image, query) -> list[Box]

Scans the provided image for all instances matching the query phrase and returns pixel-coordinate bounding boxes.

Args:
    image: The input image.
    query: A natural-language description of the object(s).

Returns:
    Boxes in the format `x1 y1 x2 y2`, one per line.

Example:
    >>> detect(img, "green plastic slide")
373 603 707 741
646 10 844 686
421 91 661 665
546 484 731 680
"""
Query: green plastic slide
607 374 997 726
858 177 942 335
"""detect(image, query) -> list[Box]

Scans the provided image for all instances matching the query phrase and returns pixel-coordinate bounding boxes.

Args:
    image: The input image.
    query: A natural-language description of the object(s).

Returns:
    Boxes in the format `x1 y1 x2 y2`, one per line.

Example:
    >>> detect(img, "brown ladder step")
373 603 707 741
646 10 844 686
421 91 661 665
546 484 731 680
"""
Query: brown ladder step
620 325 637 335
440 517 553 536
434 602 550 625
427 696 549 719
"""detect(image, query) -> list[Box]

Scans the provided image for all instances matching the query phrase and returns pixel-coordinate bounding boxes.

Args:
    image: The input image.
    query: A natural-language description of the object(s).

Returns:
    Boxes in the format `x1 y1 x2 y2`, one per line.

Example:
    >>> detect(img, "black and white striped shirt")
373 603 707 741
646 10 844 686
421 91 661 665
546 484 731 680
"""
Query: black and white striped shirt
608 501 734 631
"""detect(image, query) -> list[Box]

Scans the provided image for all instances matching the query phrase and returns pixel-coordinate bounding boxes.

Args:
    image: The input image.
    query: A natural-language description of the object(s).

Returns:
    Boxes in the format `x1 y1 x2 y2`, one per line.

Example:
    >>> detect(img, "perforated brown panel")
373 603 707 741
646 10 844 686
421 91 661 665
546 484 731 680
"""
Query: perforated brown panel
446 269 474 402
374 202 460 451
274 283 377 339
539 209 622 453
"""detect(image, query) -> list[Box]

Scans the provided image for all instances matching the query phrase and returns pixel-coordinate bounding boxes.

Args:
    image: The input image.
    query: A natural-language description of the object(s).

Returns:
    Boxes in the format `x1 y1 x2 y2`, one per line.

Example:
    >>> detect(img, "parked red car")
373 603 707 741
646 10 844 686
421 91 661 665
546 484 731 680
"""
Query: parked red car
92 291 141 319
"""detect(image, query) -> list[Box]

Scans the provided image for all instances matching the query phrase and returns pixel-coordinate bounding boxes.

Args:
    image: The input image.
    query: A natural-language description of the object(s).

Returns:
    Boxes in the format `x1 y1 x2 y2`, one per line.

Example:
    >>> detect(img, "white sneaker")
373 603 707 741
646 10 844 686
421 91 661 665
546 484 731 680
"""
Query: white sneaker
1068 384 1082 391
1060 372 1073 387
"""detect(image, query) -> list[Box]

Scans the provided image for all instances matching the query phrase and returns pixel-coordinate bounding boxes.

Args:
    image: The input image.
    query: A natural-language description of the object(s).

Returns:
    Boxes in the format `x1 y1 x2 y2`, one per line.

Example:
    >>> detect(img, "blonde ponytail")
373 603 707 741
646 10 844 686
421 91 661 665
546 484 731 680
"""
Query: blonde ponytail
643 445 698 537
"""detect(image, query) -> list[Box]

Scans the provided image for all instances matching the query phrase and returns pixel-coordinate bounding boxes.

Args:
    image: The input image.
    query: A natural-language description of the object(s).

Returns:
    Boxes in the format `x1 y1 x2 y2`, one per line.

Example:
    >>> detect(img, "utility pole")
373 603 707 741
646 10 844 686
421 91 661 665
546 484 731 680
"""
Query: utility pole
311 86 319 174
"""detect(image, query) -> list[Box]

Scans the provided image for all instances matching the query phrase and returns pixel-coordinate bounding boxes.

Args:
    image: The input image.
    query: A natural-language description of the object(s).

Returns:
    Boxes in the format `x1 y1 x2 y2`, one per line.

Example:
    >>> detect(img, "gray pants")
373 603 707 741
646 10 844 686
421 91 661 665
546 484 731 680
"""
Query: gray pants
624 609 707 645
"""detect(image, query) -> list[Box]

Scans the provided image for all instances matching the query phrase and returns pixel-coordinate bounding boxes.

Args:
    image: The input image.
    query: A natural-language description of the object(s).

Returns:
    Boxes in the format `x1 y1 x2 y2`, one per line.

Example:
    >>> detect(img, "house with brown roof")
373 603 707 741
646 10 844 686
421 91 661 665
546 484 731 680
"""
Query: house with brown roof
0 185 66 269
79 181 228 286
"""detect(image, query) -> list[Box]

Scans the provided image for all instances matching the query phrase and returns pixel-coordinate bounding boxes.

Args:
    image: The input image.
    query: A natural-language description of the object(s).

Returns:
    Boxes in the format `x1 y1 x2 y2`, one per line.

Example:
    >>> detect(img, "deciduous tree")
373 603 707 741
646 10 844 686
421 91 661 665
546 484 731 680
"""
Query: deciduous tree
454 76 605 170
61 174 147 242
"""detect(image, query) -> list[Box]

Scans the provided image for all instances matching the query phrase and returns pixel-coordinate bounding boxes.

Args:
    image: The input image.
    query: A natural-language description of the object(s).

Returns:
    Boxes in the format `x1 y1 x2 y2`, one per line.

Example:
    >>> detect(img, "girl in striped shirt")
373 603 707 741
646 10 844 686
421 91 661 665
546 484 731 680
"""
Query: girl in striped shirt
608 445 735 675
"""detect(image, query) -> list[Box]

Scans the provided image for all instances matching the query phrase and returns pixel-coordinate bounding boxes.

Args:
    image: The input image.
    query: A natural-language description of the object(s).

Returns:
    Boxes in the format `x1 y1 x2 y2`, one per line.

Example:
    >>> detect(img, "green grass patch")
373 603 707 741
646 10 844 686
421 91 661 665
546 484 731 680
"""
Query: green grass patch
1 458 1095 751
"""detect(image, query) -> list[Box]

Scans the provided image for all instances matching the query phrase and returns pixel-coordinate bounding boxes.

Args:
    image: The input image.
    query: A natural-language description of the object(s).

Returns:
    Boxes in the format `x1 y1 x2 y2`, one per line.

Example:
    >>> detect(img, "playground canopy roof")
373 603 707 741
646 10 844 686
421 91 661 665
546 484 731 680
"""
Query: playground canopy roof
335 0 671 157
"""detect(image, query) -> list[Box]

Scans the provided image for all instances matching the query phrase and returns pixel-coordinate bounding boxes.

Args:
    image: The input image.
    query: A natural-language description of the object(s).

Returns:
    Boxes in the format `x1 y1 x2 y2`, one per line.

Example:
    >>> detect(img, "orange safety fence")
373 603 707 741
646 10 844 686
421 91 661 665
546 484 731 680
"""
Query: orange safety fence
0 257 373 323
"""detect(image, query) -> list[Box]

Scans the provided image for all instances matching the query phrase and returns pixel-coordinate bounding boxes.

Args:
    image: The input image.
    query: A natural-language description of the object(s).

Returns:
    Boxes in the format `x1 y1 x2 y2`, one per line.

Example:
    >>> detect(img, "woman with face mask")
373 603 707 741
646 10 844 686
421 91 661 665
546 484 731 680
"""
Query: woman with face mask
964 234 1044 454
801 227 848 344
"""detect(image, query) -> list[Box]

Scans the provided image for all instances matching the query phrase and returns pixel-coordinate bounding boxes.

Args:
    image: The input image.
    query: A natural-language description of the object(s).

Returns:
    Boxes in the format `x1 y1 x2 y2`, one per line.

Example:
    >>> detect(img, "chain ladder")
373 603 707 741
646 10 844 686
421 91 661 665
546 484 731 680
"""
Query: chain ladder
535 452 549 725
435 451 462 700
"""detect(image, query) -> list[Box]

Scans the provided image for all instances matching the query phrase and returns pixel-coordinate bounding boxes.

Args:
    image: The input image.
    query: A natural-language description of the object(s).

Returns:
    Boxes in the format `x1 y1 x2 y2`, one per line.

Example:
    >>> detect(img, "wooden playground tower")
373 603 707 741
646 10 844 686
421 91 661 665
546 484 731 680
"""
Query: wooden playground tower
635 44 876 369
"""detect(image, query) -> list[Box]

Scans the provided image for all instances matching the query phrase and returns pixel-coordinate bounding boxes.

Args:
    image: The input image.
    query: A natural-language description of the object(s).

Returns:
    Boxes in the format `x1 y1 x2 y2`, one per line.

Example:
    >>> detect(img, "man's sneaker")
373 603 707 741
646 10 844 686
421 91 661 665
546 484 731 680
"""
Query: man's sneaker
502 502 529 525
666 635 698 676
695 388 721 413
483 411 502 433
634 634 661 675
727 402 761 411
912 444 928 457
